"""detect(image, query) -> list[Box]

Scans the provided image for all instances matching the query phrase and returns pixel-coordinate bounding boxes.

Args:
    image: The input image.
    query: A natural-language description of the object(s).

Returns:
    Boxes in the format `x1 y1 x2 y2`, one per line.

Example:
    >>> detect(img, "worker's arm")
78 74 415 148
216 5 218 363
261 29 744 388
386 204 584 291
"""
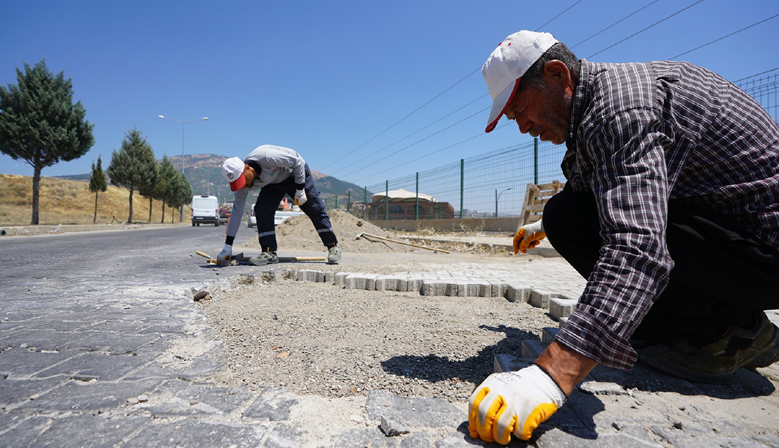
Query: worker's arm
217 190 248 264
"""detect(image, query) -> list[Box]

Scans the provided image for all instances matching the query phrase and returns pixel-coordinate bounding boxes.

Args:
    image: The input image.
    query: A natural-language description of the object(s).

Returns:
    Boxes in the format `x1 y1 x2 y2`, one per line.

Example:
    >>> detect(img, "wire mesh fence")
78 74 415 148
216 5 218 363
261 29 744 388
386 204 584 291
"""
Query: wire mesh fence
333 71 778 221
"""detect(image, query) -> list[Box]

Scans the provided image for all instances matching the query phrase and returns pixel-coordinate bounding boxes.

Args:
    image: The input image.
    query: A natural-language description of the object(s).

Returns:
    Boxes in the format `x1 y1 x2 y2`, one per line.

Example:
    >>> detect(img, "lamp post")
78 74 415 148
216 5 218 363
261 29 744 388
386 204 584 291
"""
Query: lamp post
495 187 512 218
158 115 208 222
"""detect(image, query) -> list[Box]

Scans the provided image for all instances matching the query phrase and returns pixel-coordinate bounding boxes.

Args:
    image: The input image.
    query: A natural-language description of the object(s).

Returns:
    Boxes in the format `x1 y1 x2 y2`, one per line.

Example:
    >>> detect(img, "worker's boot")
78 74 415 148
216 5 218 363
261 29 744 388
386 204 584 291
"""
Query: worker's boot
327 245 342 265
248 251 279 266
639 312 779 383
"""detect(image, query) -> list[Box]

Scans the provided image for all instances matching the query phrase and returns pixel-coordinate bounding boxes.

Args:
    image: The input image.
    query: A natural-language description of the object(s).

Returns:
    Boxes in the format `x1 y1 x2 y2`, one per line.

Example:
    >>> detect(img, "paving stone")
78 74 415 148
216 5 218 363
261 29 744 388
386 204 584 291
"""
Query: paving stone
549 297 578 319
0 377 69 411
422 281 448 297
489 282 507 298
434 431 492 447
296 269 320 282
122 419 266 448
32 414 152 448
529 289 559 309
345 274 378 290
0 347 78 379
334 272 350 287
58 332 161 355
381 415 411 437
327 427 400 448
399 432 435 447
366 390 464 429
33 351 156 381
493 353 533 373
521 339 548 359
243 386 298 421
377 276 402 292
406 277 426 294
505 284 531 303
137 383 256 418
535 426 662 447
0 415 55 447
17 378 163 412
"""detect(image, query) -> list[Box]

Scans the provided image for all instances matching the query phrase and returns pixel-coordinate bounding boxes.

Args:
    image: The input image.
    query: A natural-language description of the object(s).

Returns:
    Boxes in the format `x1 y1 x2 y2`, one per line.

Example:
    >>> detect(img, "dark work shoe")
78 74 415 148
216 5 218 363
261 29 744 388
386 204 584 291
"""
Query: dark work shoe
639 312 779 384
248 251 279 266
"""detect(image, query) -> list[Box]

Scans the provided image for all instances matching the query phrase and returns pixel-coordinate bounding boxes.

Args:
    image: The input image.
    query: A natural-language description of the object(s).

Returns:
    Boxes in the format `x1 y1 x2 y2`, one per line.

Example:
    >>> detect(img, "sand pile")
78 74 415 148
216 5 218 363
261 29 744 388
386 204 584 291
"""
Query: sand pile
237 210 420 253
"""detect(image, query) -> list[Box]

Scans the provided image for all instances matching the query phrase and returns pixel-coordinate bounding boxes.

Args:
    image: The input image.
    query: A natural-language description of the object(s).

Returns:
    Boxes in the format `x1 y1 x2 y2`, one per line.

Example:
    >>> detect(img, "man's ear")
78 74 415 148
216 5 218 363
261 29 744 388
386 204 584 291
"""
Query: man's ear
543 60 573 91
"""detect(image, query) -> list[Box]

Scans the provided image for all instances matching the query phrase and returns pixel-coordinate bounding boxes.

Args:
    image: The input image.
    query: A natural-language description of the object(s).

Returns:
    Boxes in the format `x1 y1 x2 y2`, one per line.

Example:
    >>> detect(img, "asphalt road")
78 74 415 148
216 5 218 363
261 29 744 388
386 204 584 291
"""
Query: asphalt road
1 226 253 294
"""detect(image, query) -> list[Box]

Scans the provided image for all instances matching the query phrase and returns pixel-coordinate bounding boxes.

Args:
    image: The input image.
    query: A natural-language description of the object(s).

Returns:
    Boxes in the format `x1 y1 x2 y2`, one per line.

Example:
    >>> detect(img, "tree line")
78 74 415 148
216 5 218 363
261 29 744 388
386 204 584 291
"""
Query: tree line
0 58 194 225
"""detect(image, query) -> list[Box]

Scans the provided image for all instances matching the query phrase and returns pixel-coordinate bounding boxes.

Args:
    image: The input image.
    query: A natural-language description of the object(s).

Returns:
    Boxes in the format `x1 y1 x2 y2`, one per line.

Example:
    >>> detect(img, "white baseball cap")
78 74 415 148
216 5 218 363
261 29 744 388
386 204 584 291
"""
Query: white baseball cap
222 157 246 191
482 30 558 133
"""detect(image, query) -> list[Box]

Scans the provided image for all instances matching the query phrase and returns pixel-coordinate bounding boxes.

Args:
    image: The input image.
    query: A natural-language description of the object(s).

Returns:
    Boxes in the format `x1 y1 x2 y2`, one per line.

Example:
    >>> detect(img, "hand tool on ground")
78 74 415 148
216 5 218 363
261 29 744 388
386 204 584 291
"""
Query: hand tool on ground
355 232 450 254
196 251 326 265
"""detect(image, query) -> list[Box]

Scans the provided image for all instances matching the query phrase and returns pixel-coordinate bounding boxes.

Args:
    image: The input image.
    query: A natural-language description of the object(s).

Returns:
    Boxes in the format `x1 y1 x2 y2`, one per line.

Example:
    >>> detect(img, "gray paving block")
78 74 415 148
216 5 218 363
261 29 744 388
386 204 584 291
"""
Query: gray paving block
493 353 533 373
17 378 163 412
529 289 559 308
376 276 401 291
549 297 578 320
122 419 266 448
33 351 156 381
535 427 661 447
521 339 548 359
33 414 152 448
243 386 299 421
365 390 464 429
0 347 78 379
345 274 380 290
137 383 256 418
422 281 448 296
434 432 492 447
327 427 400 448
0 377 69 411
558 316 569 329
489 282 507 298
406 277 425 294
0 415 56 447
505 284 531 303
296 269 320 282
334 272 350 287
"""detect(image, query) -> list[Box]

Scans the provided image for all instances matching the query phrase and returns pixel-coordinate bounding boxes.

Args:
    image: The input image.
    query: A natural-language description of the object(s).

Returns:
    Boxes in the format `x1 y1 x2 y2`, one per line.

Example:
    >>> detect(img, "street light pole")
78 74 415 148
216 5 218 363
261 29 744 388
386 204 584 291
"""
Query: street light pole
495 187 512 218
158 115 208 222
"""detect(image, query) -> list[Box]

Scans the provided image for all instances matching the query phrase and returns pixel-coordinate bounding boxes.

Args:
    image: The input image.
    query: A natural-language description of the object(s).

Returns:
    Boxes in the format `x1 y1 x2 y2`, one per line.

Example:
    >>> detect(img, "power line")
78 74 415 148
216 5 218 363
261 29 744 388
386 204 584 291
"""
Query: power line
330 94 488 176
570 0 660 49
735 66 779 83
535 0 584 31
586 0 706 59
319 67 480 171
669 12 779 60
341 106 490 181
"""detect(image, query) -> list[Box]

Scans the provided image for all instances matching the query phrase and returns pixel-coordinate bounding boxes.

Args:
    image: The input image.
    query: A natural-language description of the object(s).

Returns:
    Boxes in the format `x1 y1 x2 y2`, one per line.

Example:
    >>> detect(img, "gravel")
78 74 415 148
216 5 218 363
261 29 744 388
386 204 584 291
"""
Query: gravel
199 275 555 403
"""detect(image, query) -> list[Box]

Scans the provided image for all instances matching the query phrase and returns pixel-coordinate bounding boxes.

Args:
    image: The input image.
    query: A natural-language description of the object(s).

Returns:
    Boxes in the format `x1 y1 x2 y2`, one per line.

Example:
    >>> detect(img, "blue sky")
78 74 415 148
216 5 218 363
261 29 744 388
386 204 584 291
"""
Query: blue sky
2 0 777 187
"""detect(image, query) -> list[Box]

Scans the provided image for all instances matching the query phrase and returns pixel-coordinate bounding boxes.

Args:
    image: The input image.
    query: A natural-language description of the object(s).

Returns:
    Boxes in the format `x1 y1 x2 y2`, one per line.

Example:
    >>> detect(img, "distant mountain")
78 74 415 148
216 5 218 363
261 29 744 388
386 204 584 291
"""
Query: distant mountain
56 154 369 207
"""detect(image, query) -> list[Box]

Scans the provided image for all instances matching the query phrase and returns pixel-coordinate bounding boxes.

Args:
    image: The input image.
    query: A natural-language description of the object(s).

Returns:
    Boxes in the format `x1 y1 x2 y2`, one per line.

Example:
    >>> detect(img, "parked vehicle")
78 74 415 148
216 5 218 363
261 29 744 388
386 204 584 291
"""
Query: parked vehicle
191 195 220 227
247 202 304 227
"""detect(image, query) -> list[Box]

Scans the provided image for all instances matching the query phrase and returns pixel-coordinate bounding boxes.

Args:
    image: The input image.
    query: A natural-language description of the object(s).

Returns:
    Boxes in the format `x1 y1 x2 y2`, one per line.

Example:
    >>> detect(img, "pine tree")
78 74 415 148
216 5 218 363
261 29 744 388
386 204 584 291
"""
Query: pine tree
88 156 107 223
0 59 94 224
168 171 193 223
156 156 178 223
106 128 157 224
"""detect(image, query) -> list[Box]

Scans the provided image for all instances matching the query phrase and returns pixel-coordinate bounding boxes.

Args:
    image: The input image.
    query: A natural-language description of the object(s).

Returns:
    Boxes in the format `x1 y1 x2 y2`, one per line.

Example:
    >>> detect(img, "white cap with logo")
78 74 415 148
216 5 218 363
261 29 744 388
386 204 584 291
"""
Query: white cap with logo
482 30 558 133
222 157 246 191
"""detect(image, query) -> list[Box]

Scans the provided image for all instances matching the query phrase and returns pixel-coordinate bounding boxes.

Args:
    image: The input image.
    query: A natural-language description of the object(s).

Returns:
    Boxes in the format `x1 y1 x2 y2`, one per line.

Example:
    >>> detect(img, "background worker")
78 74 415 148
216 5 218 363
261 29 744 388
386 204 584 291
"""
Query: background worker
468 30 779 444
216 144 341 266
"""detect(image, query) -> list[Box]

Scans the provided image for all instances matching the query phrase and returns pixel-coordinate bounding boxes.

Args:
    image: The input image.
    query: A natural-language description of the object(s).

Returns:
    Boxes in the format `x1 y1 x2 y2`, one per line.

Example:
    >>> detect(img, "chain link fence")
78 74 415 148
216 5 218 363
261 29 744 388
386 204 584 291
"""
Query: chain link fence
329 71 778 221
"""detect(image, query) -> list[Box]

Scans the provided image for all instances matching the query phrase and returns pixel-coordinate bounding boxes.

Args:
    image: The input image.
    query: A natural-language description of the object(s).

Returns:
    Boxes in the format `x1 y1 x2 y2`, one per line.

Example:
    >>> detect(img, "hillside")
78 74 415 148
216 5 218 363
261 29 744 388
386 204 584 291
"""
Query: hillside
0 174 186 226
58 153 371 206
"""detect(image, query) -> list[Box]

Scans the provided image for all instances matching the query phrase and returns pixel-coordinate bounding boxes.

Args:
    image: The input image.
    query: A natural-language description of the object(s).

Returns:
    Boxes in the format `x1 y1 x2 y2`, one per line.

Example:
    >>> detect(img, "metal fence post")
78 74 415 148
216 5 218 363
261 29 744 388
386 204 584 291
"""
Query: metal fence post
459 159 464 219
415 172 419 221
347 191 351 212
385 181 389 221
534 137 539 185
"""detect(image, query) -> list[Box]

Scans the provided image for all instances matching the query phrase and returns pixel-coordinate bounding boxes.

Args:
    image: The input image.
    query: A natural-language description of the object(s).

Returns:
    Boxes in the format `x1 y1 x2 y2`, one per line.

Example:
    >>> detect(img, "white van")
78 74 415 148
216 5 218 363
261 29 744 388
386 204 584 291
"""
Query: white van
191 195 220 227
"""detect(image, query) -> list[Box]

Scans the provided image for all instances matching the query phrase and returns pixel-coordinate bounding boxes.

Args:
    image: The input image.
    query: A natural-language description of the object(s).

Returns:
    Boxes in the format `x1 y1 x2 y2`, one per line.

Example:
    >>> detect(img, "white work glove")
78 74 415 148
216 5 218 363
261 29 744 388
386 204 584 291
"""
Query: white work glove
216 244 232 266
294 189 307 206
468 364 567 444
514 219 546 254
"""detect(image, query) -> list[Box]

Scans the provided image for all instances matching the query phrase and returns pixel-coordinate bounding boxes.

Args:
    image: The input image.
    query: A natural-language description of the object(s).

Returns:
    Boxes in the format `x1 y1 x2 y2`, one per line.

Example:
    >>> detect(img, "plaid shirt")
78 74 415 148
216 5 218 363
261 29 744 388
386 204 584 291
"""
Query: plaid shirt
556 60 779 370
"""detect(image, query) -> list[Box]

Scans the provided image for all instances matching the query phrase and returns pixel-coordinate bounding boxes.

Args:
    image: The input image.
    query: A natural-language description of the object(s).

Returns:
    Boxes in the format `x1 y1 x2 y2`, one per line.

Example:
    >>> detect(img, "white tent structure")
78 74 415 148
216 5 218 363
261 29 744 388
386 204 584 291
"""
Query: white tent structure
371 188 437 203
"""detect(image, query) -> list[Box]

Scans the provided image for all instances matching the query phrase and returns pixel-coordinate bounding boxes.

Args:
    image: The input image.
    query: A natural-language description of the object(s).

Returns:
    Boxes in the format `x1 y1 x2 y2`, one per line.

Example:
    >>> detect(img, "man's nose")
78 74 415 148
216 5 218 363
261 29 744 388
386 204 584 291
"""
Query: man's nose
516 116 532 134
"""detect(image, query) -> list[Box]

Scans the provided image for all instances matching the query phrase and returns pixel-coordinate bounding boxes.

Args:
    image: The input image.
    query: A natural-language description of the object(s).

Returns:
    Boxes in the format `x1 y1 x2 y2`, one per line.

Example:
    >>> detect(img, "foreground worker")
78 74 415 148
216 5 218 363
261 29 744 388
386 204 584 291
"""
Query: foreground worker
469 30 779 444
216 144 341 266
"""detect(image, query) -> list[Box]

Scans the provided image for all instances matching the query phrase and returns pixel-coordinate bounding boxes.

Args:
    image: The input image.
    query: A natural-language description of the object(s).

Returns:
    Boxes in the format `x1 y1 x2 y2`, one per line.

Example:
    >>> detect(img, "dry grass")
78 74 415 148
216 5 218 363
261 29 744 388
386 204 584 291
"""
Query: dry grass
0 174 186 226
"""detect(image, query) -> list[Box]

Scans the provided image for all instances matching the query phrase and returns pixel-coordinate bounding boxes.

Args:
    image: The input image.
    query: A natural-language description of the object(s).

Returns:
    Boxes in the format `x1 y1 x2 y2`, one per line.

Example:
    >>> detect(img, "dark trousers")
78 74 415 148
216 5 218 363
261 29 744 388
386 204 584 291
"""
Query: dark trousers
543 187 779 344
254 164 338 252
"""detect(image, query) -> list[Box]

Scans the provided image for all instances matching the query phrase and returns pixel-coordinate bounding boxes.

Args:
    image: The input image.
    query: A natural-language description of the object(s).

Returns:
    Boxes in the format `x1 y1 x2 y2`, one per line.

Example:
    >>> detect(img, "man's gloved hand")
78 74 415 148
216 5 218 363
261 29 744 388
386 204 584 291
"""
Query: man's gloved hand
468 364 567 444
294 189 308 206
216 244 232 266
514 219 546 254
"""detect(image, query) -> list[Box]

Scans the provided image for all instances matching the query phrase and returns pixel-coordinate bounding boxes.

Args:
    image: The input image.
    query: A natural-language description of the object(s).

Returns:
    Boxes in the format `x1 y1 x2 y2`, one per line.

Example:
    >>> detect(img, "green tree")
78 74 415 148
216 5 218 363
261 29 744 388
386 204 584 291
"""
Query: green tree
88 155 107 224
138 161 159 223
106 128 157 224
156 155 177 223
0 59 94 224
168 171 192 223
